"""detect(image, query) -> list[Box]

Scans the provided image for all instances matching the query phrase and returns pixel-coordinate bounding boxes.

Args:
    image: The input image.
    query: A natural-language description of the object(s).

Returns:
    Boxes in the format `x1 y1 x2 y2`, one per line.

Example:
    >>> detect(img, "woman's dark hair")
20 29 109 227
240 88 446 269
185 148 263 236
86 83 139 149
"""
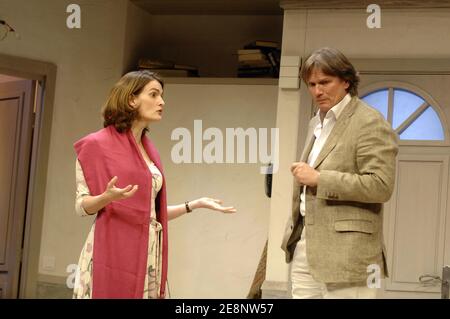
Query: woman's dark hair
102 70 164 132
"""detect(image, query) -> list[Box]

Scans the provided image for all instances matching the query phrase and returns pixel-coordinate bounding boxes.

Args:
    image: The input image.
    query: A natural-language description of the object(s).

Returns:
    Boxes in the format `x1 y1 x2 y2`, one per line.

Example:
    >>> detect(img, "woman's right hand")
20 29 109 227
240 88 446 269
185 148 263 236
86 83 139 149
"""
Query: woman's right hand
80 176 139 215
103 176 139 201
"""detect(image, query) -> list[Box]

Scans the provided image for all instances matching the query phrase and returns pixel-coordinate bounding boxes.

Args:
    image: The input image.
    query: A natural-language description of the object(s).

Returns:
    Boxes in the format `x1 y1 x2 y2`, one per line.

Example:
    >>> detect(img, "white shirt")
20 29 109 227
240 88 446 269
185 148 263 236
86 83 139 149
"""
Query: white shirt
299 93 351 216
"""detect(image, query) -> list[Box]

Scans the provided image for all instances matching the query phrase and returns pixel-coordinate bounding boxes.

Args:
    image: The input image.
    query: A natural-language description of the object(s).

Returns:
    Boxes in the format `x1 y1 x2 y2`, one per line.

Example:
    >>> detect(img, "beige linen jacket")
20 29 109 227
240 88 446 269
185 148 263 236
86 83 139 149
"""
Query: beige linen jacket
281 96 399 283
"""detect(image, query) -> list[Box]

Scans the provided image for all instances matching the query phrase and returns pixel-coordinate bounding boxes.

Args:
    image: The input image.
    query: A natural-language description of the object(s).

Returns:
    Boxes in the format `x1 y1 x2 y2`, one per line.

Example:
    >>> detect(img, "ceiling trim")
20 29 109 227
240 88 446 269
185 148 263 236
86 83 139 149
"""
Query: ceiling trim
280 0 450 9
131 0 283 15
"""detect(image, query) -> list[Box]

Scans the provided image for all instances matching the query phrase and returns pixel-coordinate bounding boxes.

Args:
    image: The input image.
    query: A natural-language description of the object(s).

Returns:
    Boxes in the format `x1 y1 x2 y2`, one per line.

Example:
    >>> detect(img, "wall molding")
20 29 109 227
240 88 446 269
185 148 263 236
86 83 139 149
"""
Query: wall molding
261 280 290 299
280 0 450 9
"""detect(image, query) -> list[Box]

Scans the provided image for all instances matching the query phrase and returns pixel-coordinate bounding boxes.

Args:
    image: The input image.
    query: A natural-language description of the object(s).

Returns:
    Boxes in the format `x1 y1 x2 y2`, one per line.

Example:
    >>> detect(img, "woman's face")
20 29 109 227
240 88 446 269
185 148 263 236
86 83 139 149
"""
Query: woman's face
130 80 165 124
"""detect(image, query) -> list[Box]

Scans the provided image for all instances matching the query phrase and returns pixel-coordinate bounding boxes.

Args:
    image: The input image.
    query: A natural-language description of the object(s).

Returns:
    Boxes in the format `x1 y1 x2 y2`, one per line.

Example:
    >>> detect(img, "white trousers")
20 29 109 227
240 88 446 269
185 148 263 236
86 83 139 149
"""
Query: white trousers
290 228 378 299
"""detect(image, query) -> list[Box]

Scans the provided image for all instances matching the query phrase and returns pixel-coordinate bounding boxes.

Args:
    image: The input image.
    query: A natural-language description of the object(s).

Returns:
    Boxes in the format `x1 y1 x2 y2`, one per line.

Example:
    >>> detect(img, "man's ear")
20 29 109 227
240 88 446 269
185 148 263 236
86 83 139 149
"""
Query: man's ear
344 81 350 90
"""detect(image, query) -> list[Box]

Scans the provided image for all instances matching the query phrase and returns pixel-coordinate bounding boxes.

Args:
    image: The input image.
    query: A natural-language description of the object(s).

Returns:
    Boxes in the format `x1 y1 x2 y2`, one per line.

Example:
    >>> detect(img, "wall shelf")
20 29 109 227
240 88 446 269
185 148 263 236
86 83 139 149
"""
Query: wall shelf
163 77 279 85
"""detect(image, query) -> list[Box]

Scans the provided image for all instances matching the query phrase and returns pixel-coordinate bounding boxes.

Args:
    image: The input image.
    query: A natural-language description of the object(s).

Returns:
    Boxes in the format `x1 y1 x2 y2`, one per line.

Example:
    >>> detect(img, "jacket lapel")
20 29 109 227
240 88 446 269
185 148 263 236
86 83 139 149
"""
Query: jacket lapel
312 96 358 169
300 117 319 162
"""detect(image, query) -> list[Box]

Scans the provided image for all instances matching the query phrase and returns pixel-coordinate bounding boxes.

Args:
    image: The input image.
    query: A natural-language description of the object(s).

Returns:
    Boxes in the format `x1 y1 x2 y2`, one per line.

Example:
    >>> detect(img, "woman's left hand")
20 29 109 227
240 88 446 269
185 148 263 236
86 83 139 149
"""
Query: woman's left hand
191 197 237 214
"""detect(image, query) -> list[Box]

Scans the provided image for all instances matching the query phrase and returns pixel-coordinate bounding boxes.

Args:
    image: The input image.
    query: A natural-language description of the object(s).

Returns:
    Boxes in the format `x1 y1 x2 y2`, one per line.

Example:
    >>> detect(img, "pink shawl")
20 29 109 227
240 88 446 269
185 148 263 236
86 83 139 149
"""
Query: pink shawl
74 125 168 298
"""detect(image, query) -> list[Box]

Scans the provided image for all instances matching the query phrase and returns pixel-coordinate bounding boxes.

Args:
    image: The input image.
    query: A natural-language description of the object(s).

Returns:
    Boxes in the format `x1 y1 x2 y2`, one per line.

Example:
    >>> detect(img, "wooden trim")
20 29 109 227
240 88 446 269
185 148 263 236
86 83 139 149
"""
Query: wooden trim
37 274 68 286
0 53 57 298
0 55 47 81
280 0 450 9
132 0 283 15
0 80 35 299
353 59 450 74
0 282 7 299
261 280 289 299
395 101 428 135
387 87 394 125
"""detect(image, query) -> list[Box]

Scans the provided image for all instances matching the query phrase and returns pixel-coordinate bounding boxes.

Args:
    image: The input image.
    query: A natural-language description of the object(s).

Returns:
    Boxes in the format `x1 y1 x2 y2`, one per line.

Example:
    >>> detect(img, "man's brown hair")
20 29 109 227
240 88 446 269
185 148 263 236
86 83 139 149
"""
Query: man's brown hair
301 47 359 96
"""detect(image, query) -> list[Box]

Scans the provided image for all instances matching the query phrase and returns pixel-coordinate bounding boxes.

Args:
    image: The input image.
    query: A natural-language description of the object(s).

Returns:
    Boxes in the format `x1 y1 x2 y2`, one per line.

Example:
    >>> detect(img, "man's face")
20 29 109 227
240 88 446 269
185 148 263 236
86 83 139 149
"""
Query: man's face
307 68 350 114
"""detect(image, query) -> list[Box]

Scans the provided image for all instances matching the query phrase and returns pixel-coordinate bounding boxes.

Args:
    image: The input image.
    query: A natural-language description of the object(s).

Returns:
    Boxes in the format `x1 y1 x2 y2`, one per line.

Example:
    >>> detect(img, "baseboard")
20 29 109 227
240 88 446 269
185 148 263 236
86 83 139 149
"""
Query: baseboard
261 280 290 299
36 274 72 299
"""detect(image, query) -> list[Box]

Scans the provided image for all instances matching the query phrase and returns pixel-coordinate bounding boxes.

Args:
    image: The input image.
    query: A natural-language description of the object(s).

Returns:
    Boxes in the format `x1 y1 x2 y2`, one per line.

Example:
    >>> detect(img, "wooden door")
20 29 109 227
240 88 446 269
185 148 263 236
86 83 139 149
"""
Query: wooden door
359 72 450 298
0 79 34 298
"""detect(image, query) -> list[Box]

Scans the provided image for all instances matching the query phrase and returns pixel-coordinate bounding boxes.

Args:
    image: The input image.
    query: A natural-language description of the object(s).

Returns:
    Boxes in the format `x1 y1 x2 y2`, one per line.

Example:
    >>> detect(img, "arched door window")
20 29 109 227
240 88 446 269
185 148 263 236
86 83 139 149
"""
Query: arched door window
361 84 447 143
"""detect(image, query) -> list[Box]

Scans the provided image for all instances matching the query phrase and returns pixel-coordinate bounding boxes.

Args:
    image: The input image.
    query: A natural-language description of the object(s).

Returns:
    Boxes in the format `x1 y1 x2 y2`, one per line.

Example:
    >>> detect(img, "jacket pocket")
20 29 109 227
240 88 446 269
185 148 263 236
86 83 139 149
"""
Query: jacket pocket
334 219 374 234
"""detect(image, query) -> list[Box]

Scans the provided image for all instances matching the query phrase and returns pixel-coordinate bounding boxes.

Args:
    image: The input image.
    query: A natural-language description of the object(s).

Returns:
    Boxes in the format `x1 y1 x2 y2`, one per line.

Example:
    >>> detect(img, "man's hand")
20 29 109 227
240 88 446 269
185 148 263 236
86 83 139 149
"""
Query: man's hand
291 162 320 187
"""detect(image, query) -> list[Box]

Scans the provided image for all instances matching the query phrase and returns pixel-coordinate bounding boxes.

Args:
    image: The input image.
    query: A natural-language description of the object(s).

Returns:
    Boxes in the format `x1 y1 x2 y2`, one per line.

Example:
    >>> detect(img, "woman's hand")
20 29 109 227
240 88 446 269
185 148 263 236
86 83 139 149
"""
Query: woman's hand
103 176 139 201
80 176 138 215
191 197 237 214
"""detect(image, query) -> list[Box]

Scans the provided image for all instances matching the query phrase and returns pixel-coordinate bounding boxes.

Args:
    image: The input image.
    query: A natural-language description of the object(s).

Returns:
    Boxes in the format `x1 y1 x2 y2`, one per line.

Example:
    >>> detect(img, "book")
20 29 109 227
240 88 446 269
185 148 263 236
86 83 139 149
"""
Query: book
236 41 280 78
237 67 275 78
239 60 273 68
138 58 174 69
237 49 262 55
238 53 268 62
244 40 280 50
173 64 198 71
267 51 279 73
139 68 199 77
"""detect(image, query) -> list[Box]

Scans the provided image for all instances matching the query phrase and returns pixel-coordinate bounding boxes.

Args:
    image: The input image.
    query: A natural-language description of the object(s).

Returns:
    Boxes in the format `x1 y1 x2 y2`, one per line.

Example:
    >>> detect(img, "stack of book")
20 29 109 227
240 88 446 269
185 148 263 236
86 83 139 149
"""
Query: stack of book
237 40 281 78
138 58 199 77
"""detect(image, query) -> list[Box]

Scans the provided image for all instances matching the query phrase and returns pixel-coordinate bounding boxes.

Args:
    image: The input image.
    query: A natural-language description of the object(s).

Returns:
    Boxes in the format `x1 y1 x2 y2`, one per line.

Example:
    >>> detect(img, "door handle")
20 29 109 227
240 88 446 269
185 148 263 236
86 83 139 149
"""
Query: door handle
418 274 441 287
419 266 450 299
442 266 450 299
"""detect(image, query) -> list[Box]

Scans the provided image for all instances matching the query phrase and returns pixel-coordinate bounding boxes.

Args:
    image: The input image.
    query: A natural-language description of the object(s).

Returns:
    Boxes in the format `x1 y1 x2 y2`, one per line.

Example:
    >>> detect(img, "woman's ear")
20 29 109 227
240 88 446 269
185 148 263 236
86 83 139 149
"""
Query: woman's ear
129 95 138 108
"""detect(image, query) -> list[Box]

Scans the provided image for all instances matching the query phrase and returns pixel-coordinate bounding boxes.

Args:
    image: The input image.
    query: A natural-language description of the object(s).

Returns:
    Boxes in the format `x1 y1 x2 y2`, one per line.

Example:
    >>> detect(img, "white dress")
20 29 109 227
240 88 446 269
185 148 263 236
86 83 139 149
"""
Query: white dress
73 159 163 299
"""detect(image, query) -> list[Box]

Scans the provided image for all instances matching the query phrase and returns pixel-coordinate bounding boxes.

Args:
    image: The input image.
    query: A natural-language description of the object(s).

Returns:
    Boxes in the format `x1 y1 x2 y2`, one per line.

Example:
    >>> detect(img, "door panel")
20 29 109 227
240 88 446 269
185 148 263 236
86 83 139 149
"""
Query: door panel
0 97 20 270
0 281 6 298
0 80 34 298
387 155 448 293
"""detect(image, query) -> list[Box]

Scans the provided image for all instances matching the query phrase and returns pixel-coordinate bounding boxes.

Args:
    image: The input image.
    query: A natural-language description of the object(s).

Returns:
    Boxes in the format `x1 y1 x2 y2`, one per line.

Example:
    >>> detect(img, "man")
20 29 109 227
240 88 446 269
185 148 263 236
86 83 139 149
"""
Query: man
281 47 398 299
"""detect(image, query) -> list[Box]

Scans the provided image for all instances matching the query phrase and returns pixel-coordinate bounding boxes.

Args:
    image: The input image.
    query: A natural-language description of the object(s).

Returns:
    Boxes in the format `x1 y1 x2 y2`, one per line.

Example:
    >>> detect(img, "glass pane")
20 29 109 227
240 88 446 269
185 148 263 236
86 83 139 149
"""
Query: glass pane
393 89 425 129
361 89 388 120
400 106 445 140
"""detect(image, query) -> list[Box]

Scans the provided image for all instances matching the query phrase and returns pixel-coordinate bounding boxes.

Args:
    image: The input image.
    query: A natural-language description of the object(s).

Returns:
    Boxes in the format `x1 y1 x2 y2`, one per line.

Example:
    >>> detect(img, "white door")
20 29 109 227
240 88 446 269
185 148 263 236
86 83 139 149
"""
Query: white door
359 69 450 298
0 79 34 298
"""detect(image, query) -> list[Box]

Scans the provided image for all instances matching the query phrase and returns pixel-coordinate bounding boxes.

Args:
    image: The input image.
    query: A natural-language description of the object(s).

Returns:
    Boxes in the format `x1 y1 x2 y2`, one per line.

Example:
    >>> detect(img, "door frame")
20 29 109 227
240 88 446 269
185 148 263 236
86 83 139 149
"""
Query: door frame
0 79 35 299
351 58 450 297
0 53 56 298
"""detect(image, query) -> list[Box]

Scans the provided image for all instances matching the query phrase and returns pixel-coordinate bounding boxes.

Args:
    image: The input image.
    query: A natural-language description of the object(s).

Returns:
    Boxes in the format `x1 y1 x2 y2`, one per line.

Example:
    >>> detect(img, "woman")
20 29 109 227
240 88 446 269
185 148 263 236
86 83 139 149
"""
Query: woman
73 70 236 299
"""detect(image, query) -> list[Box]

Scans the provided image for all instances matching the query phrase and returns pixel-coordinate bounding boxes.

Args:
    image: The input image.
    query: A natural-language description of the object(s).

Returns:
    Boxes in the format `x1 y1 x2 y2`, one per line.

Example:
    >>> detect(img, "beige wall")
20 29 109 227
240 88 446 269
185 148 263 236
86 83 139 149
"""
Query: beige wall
302 9 450 56
265 7 450 295
0 0 129 280
150 80 277 298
